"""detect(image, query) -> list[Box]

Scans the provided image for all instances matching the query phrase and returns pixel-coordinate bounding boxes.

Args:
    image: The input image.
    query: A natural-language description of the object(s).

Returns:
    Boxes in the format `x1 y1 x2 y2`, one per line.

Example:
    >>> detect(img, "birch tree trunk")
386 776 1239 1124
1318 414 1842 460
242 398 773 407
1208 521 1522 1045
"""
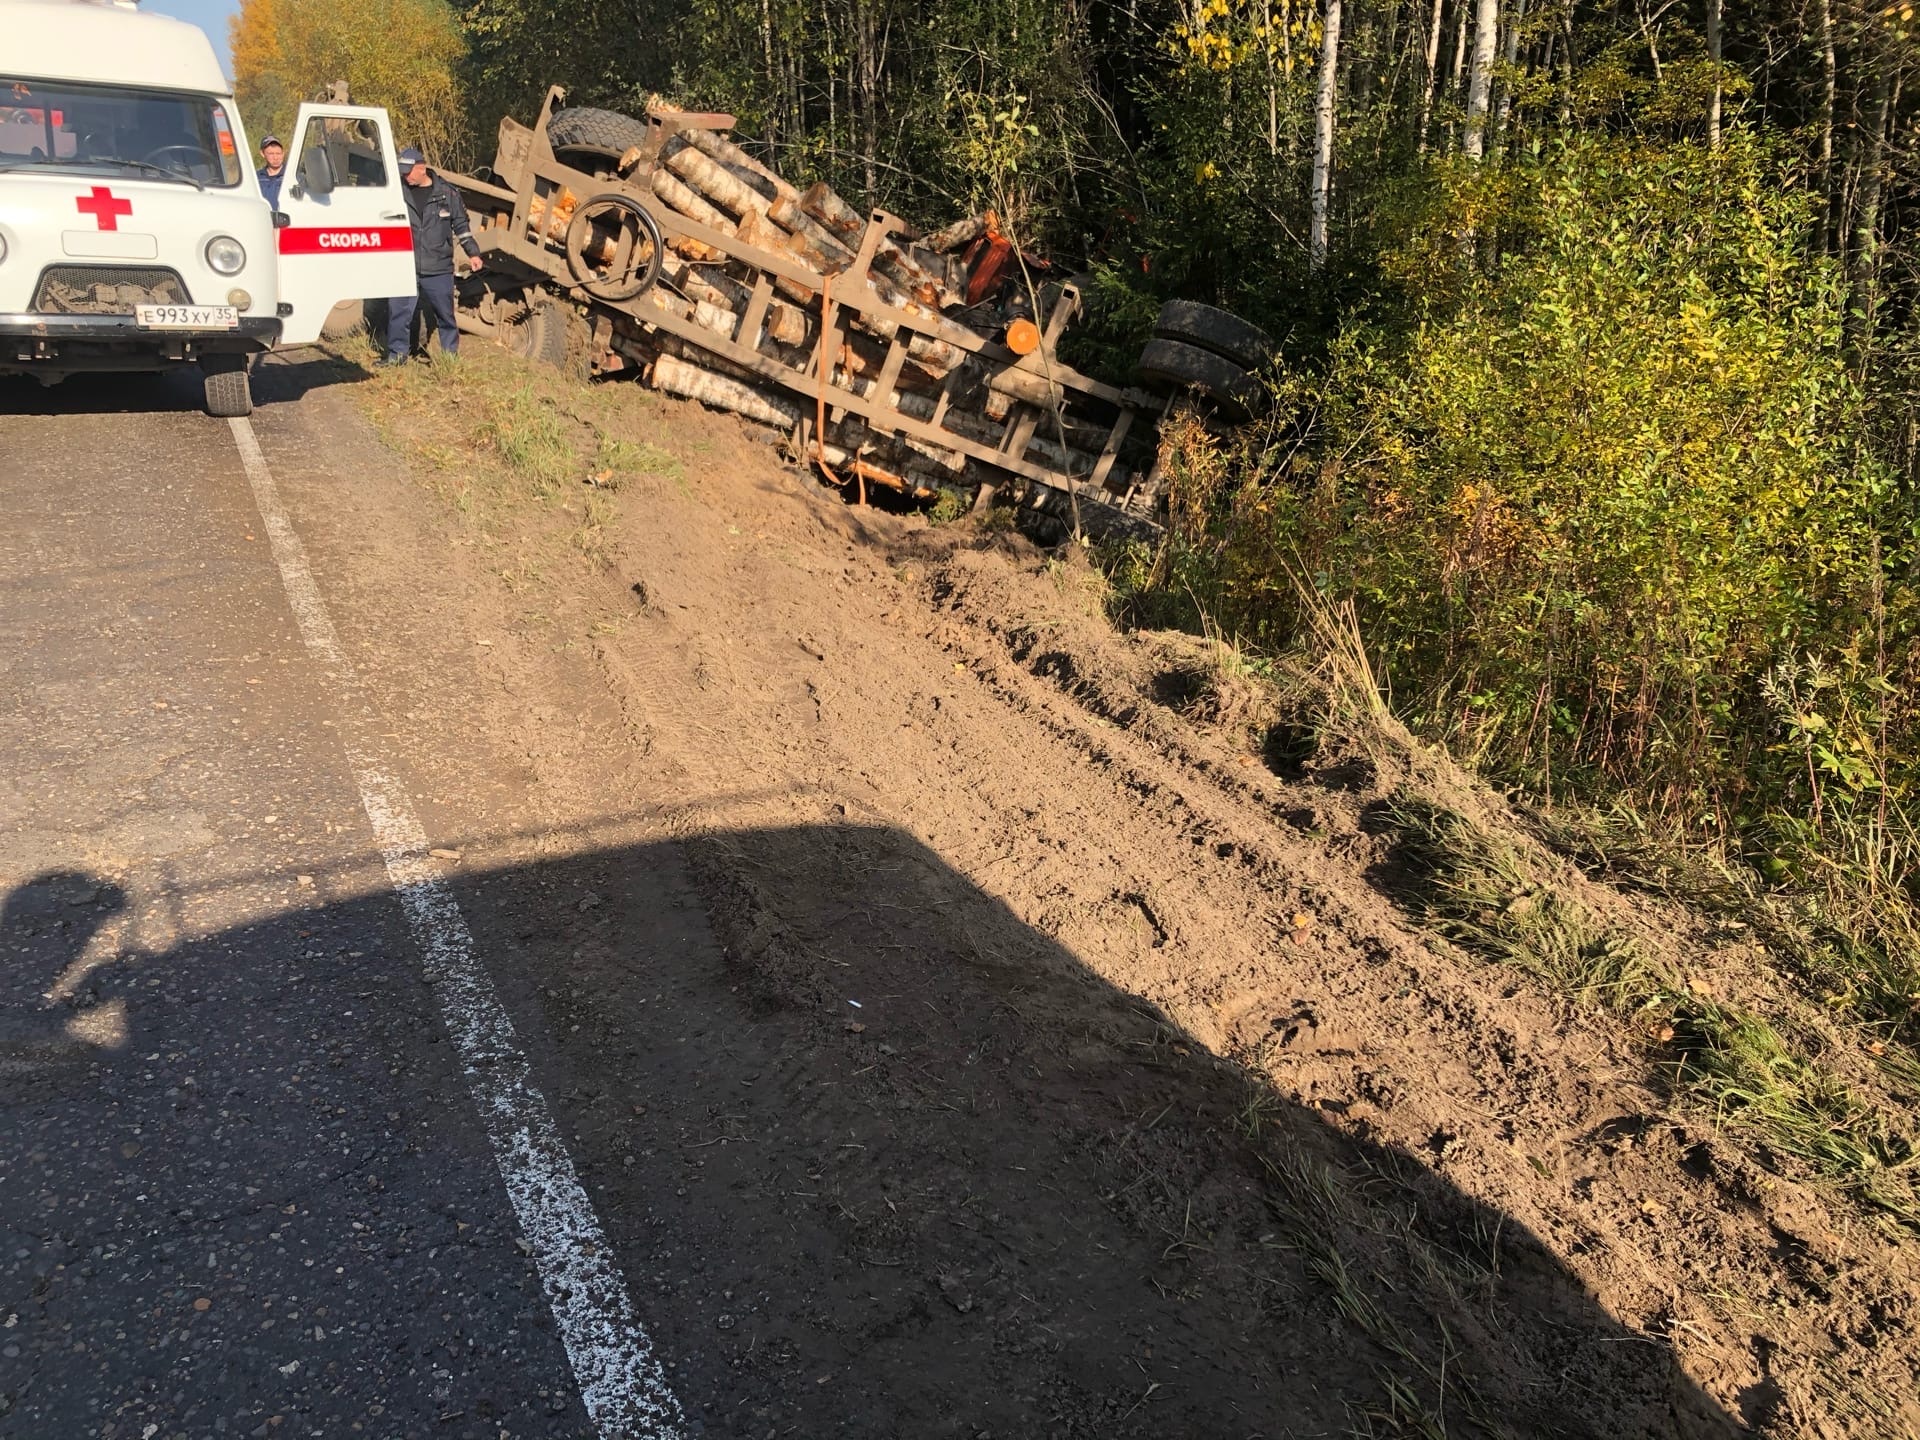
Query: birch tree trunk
1848 65 1895 355
821 0 837 157
1310 0 1343 271
854 0 883 199
1705 0 1722 145
1264 0 1280 155
1418 0 1446 153
1462 0 1499 160
1819 0 1837 252
1492 0 1527 156
1445 0 1471 147
760 0 777 146
1450 0 1470 94
1558 0 1576 125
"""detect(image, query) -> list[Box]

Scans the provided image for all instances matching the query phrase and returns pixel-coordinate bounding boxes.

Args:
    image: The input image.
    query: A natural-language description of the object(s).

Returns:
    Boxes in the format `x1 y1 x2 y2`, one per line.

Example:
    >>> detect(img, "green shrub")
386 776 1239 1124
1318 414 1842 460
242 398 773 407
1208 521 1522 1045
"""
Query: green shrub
1153 135 1902 827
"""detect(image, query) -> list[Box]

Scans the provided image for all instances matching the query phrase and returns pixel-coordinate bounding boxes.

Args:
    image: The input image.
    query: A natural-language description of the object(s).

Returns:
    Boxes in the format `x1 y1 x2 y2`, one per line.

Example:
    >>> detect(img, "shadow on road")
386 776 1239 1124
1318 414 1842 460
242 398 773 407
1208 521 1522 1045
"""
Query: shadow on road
0 873 131 1076
0 824 1741 1438
0 349 365 419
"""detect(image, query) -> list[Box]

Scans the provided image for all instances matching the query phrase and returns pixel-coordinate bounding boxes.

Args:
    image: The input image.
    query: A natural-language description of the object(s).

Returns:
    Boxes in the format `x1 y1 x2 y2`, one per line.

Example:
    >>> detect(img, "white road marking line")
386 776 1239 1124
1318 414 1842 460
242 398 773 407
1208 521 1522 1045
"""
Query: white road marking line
227 416 684 1440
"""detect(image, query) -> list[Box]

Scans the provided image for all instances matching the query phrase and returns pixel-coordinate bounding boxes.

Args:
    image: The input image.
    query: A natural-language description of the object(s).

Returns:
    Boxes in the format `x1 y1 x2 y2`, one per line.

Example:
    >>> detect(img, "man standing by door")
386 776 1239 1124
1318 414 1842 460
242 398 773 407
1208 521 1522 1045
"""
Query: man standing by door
255 135 286 208
382 146 483 365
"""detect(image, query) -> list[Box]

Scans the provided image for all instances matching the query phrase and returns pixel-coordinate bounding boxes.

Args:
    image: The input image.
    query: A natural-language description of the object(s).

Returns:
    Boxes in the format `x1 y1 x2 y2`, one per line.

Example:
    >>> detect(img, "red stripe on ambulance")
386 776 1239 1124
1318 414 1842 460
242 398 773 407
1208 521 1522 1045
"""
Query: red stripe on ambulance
278 226 412 255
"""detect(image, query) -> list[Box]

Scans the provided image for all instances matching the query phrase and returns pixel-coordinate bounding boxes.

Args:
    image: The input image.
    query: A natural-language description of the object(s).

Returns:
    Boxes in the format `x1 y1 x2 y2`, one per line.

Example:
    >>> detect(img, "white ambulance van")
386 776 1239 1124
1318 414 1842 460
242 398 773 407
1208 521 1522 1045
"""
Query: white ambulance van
1 0 417 415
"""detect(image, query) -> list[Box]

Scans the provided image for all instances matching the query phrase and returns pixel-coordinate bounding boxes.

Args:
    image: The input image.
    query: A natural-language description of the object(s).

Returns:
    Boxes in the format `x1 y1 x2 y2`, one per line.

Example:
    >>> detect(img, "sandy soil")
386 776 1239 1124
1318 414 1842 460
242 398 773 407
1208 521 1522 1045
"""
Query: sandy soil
316 343 1917 1439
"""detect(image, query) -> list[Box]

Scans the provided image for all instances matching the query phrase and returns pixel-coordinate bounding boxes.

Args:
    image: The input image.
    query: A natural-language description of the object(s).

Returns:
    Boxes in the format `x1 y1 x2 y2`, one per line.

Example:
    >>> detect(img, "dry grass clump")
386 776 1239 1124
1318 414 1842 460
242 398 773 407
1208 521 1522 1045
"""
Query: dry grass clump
1145 582 1426 787
1380 791 1920 1227
349 338 689 572
1124 563 1920 1227
1153 632 1280 736
1539 800 1920 1082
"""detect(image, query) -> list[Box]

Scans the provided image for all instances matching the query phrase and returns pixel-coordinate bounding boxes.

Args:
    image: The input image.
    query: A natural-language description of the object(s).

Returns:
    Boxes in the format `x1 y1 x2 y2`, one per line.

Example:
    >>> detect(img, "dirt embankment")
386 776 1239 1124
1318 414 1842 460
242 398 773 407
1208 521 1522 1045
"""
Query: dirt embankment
346 345 1917 1439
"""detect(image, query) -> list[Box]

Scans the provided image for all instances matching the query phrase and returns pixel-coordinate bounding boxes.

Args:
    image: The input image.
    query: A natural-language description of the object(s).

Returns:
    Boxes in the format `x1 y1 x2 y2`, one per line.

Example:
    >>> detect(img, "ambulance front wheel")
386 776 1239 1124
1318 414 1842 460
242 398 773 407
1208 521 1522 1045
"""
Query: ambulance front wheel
200 354 253 418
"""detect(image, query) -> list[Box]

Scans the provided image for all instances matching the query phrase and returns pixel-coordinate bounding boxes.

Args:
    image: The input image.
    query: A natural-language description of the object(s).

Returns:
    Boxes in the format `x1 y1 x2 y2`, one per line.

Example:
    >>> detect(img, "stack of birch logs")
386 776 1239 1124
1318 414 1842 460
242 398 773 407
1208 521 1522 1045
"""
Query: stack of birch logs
554 110 1111 500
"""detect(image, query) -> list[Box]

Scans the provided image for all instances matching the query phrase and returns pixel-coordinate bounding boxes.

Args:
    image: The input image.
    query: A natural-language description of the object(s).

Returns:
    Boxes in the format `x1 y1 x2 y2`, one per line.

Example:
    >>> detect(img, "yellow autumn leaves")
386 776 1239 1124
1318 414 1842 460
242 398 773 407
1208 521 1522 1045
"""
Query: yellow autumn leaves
230 0 470 166
1168 0 1318 78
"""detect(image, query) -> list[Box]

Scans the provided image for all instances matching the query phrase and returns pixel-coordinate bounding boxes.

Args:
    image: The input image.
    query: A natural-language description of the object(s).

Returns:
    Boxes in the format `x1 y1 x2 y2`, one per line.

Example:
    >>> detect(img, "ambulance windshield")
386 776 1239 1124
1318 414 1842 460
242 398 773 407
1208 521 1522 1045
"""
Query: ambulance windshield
2 79 244 188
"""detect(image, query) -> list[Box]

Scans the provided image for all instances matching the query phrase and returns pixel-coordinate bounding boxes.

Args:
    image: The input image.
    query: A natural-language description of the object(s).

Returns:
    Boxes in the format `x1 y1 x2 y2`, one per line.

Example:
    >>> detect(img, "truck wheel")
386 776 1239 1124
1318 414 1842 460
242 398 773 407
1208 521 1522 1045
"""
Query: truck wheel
1152 300 1276 373
508 301 589 377
201 356 253 417
1134 338 1265 422
547 107 650 176
320 298 367 340
564 194 663 302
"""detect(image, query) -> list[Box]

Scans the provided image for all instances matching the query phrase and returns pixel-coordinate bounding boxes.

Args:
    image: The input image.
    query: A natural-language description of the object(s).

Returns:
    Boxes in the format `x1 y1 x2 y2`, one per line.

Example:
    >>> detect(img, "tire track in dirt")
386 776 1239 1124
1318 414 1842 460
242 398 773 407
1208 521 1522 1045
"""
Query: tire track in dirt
885 542 1919 1435
341 363 1918 1436
550 479 1747 1430
579 464 1912 1433
907 545 1920 1403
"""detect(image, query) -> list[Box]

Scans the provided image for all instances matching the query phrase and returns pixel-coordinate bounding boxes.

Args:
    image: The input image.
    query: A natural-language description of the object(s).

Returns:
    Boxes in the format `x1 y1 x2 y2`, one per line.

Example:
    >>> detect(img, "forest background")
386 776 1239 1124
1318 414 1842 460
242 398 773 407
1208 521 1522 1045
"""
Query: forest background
231 0 1920 1063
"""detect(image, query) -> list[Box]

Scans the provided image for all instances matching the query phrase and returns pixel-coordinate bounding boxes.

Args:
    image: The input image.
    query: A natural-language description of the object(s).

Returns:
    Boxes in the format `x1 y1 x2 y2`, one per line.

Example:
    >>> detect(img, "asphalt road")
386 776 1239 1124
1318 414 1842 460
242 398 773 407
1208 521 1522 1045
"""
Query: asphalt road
0 366 638 1439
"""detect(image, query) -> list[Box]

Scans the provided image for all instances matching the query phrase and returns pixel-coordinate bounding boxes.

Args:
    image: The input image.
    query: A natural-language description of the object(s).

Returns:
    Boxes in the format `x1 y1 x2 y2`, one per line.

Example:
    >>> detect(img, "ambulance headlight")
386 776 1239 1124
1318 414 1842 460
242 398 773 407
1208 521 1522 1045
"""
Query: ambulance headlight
205 236 246 275
0 233 7 265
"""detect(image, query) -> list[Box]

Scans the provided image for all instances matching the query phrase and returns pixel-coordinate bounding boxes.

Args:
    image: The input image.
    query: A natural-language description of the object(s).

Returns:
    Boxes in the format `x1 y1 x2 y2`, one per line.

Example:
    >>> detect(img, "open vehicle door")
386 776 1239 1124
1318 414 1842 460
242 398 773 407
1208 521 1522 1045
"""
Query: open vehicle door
275 103 415 344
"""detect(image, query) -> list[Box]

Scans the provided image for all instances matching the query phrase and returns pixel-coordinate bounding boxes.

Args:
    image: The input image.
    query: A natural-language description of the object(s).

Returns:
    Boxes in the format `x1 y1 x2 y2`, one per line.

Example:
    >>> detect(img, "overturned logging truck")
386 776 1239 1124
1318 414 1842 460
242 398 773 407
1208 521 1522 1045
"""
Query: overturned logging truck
442 89 1276 533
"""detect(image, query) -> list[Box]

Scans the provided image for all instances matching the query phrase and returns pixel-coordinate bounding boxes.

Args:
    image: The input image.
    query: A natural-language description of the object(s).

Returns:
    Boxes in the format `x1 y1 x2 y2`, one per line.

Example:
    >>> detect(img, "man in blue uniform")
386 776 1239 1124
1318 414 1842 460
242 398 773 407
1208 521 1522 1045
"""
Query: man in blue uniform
255 135 285 208
383 146 483 365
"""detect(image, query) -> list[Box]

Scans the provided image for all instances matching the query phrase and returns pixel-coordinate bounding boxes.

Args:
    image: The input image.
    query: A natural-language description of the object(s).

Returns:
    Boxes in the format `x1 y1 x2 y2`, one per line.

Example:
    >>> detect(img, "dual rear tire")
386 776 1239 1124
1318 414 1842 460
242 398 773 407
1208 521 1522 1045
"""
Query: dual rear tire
1134 301 1277 422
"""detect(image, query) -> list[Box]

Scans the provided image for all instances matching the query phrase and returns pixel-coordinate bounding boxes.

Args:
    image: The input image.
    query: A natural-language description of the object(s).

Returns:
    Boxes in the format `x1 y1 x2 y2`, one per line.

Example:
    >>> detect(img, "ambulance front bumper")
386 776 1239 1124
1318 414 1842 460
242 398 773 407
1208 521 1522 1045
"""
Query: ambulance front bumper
0 313 282 368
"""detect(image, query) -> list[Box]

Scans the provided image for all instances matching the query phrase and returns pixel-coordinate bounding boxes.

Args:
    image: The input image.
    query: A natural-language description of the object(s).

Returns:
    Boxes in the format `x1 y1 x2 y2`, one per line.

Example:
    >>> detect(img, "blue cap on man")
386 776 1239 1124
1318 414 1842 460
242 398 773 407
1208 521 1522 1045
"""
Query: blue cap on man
398 146 425 168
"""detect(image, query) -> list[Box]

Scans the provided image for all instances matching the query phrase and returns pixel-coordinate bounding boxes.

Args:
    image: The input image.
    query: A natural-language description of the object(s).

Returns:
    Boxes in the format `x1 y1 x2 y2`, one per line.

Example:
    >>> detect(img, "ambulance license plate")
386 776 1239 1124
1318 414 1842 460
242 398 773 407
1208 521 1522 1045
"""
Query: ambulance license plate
135 304 239 330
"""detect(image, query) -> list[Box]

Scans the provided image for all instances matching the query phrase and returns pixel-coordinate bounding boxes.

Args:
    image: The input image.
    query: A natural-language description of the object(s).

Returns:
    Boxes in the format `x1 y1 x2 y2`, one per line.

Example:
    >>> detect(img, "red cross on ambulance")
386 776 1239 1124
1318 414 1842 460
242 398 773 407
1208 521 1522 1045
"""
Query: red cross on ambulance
75 186 133 231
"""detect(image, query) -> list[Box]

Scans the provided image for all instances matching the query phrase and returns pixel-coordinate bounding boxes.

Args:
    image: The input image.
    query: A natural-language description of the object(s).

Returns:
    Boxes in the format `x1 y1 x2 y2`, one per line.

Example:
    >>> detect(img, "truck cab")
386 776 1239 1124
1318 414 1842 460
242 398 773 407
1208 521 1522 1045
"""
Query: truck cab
0 0 416 414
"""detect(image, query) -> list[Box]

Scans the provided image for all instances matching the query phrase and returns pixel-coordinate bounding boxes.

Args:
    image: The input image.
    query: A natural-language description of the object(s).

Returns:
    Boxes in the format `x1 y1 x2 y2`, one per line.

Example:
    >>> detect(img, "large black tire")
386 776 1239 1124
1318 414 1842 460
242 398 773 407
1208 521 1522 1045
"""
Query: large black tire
508 301 569 368
320 298 367 340
507 300 590 379
546 107 650 173
201 356 252 417
1153 300 1276 373
1135 337 1265 421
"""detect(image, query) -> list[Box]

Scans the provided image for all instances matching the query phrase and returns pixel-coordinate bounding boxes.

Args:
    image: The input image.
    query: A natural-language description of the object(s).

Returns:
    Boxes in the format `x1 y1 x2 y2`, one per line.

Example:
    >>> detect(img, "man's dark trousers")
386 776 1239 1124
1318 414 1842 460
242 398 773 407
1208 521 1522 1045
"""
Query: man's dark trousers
386 273 459 360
